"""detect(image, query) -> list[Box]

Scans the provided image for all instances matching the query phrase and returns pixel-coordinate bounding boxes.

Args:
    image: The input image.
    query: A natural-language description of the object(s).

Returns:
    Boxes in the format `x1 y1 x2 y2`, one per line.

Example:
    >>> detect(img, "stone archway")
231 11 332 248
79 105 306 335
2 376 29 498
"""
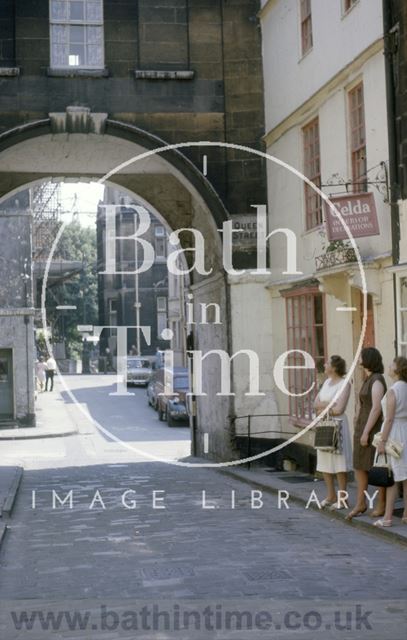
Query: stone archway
0 111 236 460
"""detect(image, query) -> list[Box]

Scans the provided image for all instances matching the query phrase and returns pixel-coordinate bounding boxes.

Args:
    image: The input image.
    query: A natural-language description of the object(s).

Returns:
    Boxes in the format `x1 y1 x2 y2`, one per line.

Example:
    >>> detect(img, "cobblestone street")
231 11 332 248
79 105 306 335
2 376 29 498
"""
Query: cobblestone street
0 378 406 639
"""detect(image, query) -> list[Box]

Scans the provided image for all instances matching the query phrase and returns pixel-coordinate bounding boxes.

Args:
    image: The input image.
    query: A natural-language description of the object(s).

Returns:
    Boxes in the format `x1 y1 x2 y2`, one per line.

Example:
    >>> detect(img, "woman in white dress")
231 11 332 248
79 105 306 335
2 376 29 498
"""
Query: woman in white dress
314 355 352 509
35 357 47 392
374 356 407 527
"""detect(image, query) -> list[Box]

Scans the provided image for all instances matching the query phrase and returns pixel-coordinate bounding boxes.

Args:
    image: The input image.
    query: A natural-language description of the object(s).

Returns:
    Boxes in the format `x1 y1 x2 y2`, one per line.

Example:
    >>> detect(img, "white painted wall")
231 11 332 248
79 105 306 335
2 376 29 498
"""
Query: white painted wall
260 0 394 448
261 0 383 132
266 50 391 279
229 278 280 437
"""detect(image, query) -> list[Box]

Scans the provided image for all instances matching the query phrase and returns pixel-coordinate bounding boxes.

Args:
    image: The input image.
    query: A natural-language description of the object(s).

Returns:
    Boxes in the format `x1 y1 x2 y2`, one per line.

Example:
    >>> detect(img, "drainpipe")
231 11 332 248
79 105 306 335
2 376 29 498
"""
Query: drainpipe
383 0 400 354
23 274 31 426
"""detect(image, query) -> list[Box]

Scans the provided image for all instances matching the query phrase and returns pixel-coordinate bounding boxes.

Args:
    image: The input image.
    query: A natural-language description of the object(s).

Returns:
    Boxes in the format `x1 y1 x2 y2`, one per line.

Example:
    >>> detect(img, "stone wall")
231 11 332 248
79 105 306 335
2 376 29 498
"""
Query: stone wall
0 209 35 425
0 0 14 67
0 0 266 217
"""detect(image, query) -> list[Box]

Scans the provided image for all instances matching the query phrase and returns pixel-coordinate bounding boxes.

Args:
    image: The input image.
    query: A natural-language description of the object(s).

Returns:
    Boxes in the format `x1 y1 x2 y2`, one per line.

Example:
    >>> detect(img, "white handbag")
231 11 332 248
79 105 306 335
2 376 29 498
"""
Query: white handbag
372 433 403 459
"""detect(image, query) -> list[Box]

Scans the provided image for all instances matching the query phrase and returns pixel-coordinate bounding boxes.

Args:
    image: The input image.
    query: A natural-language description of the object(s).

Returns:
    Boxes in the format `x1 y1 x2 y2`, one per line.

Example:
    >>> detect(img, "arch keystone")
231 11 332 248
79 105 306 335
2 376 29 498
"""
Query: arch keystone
49 107 107 135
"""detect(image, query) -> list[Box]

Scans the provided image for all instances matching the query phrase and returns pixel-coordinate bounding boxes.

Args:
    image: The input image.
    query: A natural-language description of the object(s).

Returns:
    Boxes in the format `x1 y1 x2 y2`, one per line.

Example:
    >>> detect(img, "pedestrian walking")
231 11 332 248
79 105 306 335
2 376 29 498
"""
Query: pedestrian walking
346 347 387 520
374 357 407 527
105 347 112 373
45 354 56 391
35 357 47 392
314 355 352 509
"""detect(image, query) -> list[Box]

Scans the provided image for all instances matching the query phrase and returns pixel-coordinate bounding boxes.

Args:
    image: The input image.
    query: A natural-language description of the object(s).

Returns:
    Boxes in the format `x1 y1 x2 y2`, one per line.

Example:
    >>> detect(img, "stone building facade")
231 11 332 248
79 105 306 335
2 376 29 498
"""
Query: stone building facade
258 0 393 471
97 186 176 358
0 196 35 426
0 1 267 454
0 0 266 219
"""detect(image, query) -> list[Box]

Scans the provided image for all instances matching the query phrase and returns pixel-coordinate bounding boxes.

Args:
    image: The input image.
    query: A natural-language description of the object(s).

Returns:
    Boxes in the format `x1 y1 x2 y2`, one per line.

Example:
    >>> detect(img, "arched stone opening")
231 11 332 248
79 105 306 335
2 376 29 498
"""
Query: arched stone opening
0 118 236 460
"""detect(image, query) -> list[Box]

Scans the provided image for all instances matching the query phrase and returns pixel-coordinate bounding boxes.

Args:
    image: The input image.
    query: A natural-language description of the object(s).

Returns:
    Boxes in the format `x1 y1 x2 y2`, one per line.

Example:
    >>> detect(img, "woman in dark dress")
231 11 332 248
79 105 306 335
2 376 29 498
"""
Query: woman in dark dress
346 347 387 520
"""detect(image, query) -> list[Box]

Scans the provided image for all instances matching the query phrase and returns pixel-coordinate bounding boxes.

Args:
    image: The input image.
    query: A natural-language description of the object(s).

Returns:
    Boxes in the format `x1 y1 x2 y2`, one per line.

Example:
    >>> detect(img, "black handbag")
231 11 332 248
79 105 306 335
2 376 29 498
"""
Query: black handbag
314 417 342 453
368 452 395 488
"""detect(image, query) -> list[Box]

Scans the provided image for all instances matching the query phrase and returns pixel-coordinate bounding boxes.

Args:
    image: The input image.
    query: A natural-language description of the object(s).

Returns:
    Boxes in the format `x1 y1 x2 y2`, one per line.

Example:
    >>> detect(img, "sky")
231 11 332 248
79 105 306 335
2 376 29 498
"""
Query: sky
59 182 105 227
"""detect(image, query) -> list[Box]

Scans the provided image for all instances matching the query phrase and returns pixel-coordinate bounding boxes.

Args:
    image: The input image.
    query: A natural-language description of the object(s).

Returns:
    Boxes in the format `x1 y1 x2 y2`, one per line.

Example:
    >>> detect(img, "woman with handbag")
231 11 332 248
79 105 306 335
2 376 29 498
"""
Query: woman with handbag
314 355 352 509
374 357 407 527
346 347 387 520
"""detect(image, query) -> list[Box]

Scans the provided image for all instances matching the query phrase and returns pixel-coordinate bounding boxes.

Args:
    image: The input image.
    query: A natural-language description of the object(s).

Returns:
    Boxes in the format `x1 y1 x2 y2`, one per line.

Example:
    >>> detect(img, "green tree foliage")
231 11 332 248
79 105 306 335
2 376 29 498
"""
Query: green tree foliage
52 221 98 358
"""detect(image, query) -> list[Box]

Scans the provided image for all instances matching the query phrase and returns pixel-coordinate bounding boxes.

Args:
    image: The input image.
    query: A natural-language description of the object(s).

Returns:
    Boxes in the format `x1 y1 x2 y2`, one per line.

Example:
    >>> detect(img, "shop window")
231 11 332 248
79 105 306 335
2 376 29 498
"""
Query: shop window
303 117 322 230
0 349 13 418
349 82 367 192
49 0 104 69
300 0 313 56
285 288 326 421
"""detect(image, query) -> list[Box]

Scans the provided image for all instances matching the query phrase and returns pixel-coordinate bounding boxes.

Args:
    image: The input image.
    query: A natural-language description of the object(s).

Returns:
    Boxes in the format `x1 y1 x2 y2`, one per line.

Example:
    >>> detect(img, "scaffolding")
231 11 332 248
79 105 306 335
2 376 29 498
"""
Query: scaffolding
31 182 63 260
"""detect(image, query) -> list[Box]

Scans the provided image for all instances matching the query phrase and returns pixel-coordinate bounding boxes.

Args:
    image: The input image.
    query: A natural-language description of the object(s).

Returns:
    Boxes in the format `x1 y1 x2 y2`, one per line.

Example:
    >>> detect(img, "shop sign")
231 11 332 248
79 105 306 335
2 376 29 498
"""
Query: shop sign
325 192 380 241
232 214 258 248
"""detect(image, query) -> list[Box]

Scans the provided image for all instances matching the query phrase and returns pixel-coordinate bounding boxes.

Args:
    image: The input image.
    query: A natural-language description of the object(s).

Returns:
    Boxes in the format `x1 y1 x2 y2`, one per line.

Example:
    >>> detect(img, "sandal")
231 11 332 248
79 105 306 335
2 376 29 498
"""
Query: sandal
373 519 392 528
321 499 335 508
345 507 367 521
328 503 347 511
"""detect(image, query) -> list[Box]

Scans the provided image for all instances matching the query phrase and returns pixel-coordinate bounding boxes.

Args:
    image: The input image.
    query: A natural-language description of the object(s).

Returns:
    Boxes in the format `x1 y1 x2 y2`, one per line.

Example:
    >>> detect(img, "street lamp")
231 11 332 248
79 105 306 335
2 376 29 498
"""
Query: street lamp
134 301 141 356
77 324 94 374
134 220 141 356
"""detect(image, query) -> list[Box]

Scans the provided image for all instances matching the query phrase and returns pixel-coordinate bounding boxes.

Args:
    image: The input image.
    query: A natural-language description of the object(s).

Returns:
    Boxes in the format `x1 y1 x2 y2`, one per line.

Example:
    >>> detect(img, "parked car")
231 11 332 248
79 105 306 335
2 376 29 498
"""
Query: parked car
156 367 190 426
126 357 152 387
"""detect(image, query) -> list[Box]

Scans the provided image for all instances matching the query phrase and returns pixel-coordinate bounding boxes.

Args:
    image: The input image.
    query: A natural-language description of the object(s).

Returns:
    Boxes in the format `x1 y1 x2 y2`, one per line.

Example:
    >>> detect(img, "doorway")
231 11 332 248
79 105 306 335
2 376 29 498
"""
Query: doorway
0 349 14 420
361 294 375 348
352 290 376 409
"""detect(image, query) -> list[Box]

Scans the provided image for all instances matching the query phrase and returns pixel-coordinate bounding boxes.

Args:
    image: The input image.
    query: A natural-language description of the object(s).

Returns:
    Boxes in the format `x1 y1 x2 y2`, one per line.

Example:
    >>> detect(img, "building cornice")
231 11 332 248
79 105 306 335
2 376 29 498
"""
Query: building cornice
258 0 278 20
264 38 384 148
0 308 35 317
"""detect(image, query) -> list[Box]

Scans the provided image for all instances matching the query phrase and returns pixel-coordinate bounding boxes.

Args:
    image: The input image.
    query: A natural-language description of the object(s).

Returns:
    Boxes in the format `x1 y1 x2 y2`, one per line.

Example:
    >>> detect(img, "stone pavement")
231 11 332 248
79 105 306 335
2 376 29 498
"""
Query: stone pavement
218 463 407 546
0 466 22 518
0 465 23 564
0 376 406 638
0 465 23 547
0 460 406 639
0 385 78 440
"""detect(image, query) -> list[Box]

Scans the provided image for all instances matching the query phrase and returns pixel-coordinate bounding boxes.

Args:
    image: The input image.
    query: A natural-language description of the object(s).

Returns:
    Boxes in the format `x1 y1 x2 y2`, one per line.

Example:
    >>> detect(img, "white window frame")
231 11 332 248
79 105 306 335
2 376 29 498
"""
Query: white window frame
155 225 165 237
49 0 104 70
108 298 118 325
342 0 359 17
396 273 407 356
299 0 313 59
347 80 367 193
157 312 167 337
155 236 167 260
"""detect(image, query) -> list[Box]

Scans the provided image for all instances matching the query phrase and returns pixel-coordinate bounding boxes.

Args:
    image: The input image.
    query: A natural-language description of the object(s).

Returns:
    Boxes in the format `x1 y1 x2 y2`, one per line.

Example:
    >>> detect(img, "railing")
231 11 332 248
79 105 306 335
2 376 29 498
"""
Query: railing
231 414 291 469
315 246 357 271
